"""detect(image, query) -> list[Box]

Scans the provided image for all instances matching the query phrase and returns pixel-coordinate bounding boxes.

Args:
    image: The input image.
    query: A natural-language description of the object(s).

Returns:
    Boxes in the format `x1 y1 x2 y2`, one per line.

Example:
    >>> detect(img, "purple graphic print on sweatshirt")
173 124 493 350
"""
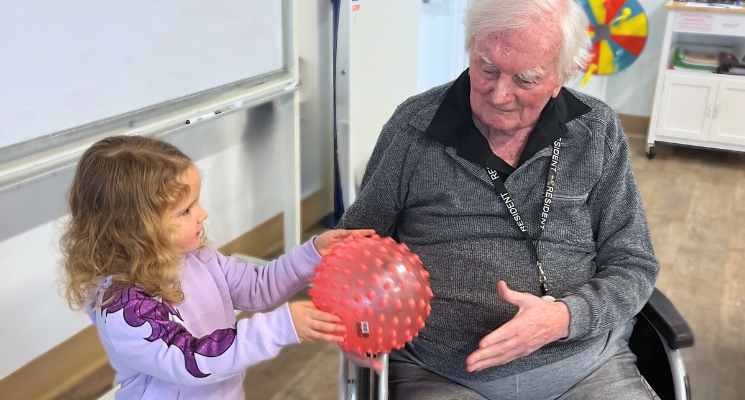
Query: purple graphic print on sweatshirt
102 286 236 378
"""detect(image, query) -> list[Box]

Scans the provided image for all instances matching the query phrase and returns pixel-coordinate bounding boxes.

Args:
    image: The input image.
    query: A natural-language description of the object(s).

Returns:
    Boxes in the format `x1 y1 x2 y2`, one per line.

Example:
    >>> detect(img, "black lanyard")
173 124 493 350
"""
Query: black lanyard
485 139 561 297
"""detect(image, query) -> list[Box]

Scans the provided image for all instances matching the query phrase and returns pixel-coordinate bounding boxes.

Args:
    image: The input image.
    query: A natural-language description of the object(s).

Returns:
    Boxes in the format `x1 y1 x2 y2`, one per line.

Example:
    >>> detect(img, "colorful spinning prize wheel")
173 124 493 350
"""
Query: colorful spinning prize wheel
580 0 648 84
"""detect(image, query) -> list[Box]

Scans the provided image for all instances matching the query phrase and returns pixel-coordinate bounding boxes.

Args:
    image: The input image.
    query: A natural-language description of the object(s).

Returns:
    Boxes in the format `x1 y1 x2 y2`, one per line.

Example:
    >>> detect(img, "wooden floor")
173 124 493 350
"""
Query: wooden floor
629 135 745 400
241 226 342 400
61 134 745 399
242 289 341 400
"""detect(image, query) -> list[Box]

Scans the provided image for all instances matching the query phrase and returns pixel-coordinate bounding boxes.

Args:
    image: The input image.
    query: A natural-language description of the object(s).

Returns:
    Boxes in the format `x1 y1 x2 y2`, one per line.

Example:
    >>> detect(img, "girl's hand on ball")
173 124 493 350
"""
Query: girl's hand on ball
313 229 376 256
289 301 346 343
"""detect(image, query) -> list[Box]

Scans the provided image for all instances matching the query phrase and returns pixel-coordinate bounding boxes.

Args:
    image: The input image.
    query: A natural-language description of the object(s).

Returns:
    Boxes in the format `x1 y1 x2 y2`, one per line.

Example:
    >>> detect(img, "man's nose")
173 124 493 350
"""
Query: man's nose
491 77 514 104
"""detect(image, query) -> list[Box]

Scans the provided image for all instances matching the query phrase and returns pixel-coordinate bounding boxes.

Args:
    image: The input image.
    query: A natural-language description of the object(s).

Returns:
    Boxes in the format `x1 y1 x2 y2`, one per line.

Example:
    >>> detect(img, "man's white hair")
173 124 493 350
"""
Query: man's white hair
465 0 591 83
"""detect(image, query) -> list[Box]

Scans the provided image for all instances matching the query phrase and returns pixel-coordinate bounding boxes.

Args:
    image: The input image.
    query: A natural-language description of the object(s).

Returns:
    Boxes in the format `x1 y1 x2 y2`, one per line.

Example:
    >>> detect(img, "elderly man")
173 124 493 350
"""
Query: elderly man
339 0 658 398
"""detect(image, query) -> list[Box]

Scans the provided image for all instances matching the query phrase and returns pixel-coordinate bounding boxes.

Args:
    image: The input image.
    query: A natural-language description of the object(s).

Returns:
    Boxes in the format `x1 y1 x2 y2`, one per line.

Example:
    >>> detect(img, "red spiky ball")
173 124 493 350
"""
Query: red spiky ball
309 234 433 356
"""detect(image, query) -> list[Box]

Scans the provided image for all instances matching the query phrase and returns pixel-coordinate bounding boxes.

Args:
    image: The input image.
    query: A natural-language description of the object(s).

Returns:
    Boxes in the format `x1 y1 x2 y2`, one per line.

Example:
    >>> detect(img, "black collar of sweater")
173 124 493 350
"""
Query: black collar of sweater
424 69 591 176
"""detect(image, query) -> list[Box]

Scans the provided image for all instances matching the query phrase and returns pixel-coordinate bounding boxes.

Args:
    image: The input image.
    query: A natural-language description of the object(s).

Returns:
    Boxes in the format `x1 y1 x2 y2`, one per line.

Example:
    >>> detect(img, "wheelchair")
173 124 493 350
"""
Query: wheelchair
338 288 694 400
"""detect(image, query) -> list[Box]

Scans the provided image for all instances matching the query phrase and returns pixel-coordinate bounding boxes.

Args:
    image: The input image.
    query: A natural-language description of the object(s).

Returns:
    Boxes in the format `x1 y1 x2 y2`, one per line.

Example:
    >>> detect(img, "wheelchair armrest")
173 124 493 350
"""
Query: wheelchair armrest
639 288 694 350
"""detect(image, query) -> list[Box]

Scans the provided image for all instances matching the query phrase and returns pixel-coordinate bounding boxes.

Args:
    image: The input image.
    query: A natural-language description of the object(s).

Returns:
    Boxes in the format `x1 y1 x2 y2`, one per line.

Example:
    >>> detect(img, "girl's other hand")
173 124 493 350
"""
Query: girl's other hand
288 301 346 343
312 229 376 256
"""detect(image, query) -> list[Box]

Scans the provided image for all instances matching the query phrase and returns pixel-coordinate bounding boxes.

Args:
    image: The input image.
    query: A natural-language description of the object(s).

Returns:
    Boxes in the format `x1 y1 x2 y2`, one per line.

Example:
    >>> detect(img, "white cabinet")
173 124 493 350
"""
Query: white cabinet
710 79 745 145
656 74 719 141
648 2 745 157
656 74 745 146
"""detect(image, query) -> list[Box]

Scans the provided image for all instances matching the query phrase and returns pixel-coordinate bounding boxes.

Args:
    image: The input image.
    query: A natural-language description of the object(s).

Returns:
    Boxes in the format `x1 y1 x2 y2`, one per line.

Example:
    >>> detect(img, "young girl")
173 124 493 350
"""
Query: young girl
60 136 373 399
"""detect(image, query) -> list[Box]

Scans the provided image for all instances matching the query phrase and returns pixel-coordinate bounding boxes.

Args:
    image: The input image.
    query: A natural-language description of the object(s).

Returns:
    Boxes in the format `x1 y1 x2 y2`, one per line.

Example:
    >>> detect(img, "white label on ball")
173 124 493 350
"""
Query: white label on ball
356 321 370 338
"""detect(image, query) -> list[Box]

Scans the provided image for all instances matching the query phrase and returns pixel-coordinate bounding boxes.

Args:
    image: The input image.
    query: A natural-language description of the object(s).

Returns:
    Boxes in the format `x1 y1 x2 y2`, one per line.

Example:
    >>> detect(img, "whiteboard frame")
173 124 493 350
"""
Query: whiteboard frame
0 0 298 195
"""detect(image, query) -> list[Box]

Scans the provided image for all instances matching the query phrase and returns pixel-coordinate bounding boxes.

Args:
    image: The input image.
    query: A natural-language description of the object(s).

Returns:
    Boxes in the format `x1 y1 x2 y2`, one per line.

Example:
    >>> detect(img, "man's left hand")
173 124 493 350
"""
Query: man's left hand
465 281 570 373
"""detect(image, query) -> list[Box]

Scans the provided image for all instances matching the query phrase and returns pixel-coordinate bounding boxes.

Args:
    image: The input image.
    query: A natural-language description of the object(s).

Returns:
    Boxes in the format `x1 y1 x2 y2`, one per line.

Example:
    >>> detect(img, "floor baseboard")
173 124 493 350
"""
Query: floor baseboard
617 113 650 137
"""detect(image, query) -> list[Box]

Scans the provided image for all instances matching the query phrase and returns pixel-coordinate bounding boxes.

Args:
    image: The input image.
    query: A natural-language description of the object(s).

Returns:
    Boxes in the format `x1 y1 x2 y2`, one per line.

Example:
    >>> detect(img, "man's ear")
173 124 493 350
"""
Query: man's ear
551 84 562 98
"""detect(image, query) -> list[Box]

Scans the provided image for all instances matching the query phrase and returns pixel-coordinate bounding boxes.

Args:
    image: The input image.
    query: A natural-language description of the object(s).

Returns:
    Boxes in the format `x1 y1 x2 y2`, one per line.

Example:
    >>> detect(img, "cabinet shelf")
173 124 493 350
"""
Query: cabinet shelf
666 68 745 80
666 68 717 78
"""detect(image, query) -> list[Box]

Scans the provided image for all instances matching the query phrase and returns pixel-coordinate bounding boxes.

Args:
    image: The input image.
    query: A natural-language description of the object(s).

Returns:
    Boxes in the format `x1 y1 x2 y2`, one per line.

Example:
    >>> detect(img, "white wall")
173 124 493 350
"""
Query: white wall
604 0 668 117
336 0 422 207
0 0 334 378
165 99 297 247
297 0 334 202
416 0 668 117
417 0 469 93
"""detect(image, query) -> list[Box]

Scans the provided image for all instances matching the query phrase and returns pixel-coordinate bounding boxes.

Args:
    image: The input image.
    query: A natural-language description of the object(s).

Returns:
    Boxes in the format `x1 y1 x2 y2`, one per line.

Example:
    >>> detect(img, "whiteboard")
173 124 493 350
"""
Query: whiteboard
0 0 284 149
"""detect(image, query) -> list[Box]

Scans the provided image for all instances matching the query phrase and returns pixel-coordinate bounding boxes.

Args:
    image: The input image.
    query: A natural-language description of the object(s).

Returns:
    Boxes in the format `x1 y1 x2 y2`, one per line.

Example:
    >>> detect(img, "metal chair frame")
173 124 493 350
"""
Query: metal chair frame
339 288 694 400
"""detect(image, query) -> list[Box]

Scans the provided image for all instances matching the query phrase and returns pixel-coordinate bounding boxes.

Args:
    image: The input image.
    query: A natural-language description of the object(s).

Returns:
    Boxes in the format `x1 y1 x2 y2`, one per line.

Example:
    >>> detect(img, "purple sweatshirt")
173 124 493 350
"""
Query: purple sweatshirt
87 239 321 400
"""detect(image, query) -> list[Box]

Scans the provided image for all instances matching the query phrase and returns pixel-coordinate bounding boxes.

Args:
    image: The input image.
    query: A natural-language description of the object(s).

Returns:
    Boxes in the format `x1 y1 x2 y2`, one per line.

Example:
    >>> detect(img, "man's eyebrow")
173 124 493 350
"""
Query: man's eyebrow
517 67 545 81
475 50 494 67
475 49 543 80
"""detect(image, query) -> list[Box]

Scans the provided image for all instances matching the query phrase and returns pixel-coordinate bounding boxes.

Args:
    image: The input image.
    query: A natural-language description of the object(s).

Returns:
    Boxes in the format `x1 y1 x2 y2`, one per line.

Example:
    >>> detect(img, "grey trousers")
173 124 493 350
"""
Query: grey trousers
388 320 652 400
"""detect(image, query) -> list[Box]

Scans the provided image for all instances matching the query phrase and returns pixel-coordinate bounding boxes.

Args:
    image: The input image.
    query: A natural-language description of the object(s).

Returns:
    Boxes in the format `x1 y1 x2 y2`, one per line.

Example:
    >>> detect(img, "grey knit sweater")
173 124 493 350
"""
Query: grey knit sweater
338 80 659 381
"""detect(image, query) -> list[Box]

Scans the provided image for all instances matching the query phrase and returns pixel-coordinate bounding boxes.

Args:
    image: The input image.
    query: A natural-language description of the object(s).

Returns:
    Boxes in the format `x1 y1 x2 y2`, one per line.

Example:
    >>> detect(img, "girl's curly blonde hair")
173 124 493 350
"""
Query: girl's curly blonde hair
61 135 200 309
